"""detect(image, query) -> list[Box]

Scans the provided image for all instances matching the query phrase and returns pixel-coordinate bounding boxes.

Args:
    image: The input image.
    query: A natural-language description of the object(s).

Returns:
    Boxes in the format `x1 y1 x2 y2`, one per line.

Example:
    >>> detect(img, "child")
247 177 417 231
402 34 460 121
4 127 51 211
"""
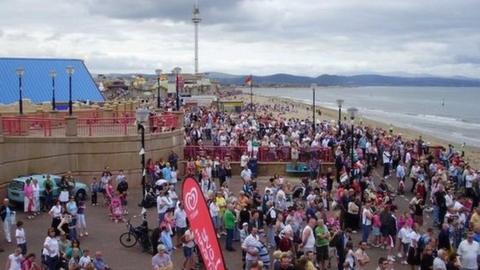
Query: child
110 194 124 223
90 178 99 206
371 211 382 247
5 247 23 270
77 194 88 237
15 221 27 255
120 191 128 215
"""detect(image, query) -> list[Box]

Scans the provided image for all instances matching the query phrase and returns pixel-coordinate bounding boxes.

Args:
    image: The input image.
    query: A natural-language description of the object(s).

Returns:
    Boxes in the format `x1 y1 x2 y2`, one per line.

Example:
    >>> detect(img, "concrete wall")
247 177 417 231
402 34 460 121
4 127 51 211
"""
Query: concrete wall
0 129 184 187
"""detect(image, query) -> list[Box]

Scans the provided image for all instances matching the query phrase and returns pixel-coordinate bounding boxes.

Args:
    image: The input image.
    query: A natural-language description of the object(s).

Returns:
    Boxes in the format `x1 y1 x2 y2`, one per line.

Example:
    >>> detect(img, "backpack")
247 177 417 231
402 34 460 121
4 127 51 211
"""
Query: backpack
265 208 275 225
417 235 427 251
117 181 128 192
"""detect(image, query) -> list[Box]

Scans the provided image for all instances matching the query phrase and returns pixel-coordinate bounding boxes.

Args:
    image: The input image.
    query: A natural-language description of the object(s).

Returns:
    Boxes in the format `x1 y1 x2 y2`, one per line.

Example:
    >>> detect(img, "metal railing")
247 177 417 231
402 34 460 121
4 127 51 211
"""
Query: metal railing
183 145 333 162
1 113 180 137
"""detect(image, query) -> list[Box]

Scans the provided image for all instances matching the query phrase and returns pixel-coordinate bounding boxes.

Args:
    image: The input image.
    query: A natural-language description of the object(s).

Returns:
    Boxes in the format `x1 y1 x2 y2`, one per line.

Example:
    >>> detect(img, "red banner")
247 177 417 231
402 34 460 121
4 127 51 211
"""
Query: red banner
182 178 226 270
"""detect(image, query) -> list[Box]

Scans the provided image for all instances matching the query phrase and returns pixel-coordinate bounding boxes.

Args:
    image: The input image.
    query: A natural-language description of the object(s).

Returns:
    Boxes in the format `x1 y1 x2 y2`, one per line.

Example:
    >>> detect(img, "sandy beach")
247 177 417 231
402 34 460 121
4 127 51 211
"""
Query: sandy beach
227 93 480 168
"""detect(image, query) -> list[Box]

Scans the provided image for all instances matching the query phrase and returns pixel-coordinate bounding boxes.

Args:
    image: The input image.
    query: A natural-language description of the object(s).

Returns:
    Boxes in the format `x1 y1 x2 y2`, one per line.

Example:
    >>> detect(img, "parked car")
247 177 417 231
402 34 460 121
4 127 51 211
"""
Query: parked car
7 174 89 209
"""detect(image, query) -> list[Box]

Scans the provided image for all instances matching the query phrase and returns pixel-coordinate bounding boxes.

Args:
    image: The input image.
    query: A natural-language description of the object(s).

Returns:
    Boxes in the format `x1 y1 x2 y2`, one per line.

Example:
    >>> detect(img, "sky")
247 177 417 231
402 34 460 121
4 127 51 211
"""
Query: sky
1 0 480 77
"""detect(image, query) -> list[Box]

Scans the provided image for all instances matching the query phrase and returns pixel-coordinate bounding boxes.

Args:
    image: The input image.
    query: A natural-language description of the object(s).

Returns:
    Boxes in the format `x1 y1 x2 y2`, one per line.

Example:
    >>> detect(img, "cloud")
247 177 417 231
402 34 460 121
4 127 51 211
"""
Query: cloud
0 0 479 77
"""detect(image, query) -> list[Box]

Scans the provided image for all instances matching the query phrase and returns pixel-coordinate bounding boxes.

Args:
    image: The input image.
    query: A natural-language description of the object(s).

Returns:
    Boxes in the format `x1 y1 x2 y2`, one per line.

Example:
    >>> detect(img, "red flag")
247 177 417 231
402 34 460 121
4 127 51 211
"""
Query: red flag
182 178 226 270
244 75 252 86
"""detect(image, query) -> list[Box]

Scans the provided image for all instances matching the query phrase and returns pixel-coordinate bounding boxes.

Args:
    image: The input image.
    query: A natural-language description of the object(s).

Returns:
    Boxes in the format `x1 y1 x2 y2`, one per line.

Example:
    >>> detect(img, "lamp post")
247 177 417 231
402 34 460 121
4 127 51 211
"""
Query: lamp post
155 69 162 109
172 67 182 111
66 66 75 116
49 70 57 111
311 83 317 131
16 68 25 115
336 99 344 136
136 106 150 197
347 107 358 179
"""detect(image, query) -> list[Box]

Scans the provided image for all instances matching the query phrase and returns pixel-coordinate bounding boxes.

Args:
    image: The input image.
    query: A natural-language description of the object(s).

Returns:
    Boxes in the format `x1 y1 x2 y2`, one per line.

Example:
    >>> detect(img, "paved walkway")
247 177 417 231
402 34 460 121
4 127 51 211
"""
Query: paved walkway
0 171 417 270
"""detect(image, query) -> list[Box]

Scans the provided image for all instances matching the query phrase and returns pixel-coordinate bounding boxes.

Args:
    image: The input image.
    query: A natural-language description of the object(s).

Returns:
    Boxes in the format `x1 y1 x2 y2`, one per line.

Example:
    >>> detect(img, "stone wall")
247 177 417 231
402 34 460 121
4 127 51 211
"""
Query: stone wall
0 129 184 187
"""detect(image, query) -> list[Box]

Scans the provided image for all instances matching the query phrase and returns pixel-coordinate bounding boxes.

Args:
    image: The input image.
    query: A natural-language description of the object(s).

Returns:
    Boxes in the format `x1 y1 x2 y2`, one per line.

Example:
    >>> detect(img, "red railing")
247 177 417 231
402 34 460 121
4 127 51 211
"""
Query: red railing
1 117 66 137
1 113 181 137
77 117 137 136
183 145 333 162
150 114 178 133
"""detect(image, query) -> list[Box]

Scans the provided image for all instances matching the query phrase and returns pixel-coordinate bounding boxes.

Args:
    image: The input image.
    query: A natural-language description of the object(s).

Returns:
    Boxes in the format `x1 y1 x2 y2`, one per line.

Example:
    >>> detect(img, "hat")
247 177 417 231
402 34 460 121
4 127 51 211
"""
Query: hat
242 222 249 227
157 244 166 252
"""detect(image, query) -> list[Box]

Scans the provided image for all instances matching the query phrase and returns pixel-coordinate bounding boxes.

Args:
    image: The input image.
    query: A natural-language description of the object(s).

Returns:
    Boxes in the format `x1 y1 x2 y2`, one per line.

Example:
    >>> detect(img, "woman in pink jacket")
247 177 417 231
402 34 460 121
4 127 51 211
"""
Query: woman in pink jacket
23 178 34 219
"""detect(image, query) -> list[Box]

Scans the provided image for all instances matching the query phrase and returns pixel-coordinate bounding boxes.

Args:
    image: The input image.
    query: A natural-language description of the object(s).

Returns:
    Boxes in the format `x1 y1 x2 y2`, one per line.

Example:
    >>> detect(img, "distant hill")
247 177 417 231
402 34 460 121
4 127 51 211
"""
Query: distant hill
208 73 480 87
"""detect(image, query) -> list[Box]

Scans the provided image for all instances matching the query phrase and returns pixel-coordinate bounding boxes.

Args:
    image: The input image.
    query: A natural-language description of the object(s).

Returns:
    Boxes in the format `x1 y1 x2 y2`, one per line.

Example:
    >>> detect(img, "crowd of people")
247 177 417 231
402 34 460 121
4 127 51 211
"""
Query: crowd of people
0 169 130 270
2 95 480 270
175 100 480 270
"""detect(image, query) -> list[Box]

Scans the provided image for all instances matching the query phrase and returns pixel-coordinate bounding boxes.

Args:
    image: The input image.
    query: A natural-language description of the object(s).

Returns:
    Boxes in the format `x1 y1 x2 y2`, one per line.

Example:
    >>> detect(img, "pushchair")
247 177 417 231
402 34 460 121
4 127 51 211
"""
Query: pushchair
139 188 157 208
110 197 125 223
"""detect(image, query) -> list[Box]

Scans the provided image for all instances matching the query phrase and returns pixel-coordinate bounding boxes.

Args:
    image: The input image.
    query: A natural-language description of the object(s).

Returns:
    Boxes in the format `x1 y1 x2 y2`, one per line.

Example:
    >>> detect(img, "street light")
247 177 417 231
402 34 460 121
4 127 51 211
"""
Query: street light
311 83 317 131
347 107 358 179
172 67 182 111
155 69 162 109
16 68 25 115
66 66 75 116
49 70 57 111
136 106 150 197
336 99 344 136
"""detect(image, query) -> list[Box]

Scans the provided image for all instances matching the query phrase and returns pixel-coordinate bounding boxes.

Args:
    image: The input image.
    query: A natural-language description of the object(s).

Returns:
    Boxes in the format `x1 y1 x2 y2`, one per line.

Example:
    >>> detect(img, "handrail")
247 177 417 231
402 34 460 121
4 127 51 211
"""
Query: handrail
183 145 333 162
0 113 181 137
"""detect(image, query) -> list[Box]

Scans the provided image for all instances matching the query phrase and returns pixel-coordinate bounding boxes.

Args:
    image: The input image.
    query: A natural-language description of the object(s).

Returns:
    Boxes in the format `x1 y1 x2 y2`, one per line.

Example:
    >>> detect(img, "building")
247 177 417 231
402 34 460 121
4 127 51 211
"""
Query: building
0 58 104 105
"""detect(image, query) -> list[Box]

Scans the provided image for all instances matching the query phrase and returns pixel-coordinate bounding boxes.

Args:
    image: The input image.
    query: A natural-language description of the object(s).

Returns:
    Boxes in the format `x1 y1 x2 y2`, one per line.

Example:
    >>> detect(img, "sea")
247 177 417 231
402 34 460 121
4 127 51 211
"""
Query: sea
244 86 480 147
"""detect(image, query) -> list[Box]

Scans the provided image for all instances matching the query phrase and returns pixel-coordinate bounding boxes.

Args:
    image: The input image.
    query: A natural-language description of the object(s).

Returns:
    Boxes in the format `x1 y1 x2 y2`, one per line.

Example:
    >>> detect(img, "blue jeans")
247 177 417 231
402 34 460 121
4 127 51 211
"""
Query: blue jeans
226 229 234 250
267 225 276 248
362 224 371 243
45 255 58 270
432 205 439 225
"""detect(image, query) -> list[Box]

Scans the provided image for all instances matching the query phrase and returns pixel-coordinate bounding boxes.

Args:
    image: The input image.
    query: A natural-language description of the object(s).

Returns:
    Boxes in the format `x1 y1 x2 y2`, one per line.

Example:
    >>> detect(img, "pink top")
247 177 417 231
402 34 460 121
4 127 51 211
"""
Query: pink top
24 184 33 198
372 214 381 227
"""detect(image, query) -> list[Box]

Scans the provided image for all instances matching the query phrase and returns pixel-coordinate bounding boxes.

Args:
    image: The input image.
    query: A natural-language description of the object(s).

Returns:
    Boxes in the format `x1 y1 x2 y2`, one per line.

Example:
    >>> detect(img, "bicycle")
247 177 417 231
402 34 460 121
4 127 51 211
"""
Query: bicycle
119 215 152 252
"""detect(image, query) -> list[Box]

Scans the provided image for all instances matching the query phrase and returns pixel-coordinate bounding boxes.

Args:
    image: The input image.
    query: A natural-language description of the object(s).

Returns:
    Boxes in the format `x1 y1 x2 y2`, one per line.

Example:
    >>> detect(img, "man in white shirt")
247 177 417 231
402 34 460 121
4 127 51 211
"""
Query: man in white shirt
240 167 252 182
457 230 480 270
156 191 172 225
240 153 250 169
382 150 392 178
242 227 261 270
174 203 187 246
299 217 316 253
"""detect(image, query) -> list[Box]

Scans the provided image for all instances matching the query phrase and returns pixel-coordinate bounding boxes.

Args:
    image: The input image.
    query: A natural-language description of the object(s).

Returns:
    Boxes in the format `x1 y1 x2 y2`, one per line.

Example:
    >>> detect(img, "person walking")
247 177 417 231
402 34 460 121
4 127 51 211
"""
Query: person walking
5 247 23 270
0 198 15 243
15 221 27 255
42 228 60 270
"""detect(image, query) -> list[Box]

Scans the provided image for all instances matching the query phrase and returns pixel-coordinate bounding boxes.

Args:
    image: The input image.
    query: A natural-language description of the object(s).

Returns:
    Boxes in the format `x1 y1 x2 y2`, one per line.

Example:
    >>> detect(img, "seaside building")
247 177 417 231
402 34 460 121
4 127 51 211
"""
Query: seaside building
0 58 184 189
0 58 103 108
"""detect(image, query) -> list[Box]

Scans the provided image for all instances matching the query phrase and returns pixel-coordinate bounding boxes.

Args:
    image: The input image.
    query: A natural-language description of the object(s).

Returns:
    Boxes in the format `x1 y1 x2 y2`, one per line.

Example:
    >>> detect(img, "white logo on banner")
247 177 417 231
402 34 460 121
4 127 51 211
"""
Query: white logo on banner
185 189 198 212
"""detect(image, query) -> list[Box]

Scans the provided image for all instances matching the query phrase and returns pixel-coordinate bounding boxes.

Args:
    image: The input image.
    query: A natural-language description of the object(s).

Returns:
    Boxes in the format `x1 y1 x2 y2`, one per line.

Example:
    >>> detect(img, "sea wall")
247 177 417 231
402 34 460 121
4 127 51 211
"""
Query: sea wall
0 129 184 187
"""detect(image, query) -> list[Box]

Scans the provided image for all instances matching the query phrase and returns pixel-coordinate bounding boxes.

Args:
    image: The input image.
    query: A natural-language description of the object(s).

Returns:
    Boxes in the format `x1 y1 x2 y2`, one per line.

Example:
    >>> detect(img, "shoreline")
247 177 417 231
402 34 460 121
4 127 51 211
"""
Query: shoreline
227 93 480 168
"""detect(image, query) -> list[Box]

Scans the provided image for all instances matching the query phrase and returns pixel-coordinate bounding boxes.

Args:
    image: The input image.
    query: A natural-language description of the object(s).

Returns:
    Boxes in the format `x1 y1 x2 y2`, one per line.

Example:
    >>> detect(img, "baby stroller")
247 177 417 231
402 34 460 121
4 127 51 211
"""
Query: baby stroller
139 188 157 208
110 197 125 223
